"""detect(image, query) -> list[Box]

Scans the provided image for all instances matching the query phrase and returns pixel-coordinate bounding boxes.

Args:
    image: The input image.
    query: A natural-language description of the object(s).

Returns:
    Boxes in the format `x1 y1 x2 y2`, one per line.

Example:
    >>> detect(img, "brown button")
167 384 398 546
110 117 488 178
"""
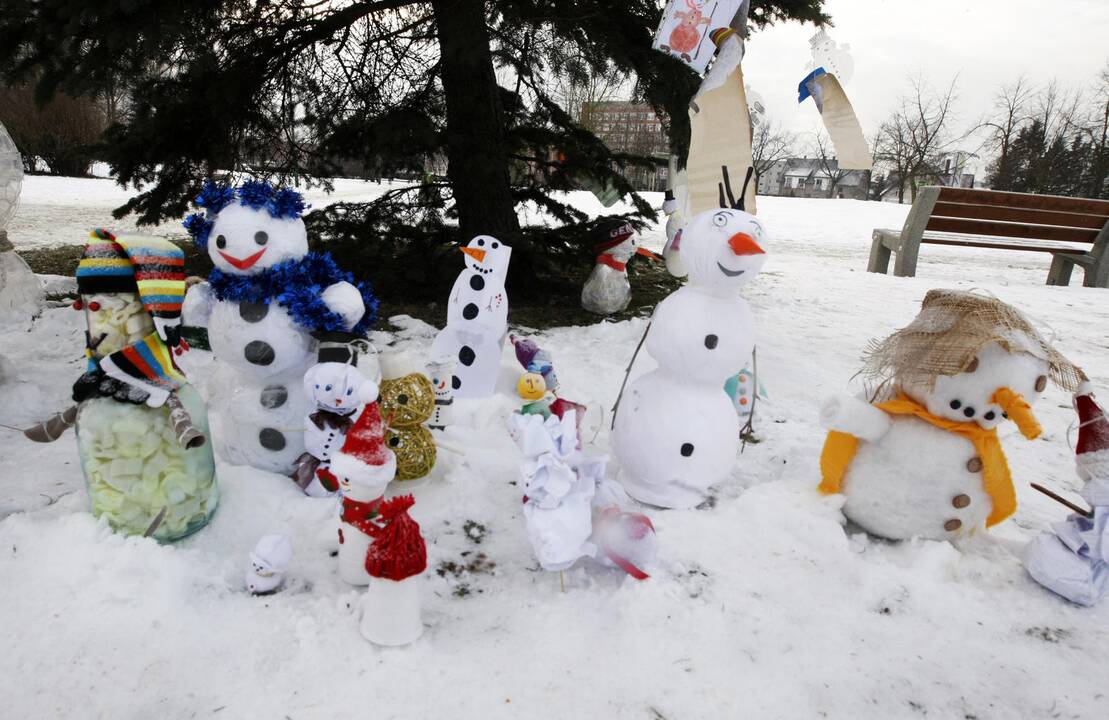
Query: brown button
1035 375 1047 392
952 494 971 508
965 357 979 372
966 457 983 473
944 519 962 532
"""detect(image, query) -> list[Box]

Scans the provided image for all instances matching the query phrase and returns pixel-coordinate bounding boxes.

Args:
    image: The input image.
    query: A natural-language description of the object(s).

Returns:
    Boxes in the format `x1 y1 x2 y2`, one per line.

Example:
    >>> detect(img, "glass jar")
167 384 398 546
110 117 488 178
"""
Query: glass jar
75 383 218 541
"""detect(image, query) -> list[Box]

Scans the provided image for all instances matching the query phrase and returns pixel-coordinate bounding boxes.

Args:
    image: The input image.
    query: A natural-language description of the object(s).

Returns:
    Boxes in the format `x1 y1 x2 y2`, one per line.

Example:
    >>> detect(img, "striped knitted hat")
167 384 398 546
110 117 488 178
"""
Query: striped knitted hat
709 27 736 48
76 229 135 294
77 229 186 339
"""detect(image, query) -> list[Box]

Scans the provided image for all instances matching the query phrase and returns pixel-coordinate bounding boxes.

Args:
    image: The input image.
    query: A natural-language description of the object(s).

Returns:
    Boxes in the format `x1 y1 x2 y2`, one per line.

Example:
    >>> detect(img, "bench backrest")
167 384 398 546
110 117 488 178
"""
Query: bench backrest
918 186 1109 245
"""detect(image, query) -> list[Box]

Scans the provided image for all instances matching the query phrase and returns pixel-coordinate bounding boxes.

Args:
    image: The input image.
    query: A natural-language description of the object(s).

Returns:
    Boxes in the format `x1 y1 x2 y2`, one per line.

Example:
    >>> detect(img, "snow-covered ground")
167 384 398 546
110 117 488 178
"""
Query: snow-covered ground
2 176 1108 719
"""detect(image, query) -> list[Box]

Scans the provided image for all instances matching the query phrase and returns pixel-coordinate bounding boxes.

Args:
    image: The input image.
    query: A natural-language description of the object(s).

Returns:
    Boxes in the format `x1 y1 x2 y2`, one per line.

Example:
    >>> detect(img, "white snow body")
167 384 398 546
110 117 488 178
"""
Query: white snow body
183 203 364 475
614 369 740 509
360 575 423 646
430 235 510 399
823 343 1050 541
334 437 396 587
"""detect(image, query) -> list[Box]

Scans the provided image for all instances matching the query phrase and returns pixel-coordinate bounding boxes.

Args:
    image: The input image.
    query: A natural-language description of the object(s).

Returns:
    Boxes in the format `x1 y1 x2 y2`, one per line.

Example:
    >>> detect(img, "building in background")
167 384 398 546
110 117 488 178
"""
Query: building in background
760 158 870 200
581 100 669 191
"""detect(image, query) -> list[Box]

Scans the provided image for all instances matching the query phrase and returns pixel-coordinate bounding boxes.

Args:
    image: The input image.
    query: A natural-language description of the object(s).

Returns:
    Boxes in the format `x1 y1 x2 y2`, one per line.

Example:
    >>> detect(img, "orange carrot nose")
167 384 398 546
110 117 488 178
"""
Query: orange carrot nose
992 387 1042 440
636 247 662 261
461 246 487 263
728 232 764 256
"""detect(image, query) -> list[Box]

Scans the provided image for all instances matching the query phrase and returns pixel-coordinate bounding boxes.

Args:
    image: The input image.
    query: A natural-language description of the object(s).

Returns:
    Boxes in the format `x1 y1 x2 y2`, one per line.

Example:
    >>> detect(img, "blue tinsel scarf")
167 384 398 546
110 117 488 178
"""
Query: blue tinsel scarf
207 252 378 335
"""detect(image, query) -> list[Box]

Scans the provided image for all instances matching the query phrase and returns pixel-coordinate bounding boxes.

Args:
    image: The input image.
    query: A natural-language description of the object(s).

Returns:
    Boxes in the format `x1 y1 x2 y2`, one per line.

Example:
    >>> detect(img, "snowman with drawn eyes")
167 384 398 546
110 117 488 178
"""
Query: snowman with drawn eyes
183 181 372 475
612 188 768 509
430 235 511 399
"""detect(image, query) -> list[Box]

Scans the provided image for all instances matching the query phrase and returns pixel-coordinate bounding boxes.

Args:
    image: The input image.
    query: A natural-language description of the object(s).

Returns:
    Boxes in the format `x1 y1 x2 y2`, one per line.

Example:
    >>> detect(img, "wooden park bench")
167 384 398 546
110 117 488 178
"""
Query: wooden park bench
868 186 1109 288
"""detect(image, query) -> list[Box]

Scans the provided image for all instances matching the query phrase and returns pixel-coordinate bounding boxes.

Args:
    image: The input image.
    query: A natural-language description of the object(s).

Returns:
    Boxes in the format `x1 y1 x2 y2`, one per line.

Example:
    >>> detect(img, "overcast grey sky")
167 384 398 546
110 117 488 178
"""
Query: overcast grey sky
741 0 1109 167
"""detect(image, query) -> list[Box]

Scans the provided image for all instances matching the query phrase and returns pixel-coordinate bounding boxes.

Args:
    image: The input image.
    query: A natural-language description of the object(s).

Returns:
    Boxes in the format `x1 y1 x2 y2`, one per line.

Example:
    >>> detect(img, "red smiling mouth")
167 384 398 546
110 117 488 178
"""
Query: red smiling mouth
218 247 267 270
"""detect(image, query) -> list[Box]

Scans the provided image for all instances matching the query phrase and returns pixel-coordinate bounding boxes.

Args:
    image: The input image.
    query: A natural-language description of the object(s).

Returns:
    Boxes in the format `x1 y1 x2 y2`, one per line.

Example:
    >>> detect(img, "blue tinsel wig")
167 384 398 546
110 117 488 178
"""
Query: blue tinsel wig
183 180 309 250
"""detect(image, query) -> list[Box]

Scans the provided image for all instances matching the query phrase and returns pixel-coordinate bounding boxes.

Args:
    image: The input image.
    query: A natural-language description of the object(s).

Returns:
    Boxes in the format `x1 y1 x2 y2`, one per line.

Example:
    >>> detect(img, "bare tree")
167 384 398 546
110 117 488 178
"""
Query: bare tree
751 115 797 179
980 75 1033 190
0 82 107 176
1070 64 1109 198
809 131 851 198
874 75 960 203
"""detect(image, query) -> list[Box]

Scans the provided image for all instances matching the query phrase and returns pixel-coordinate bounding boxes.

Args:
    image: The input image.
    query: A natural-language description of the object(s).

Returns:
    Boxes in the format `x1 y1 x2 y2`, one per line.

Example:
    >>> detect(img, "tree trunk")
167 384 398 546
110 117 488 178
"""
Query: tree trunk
432 0 520 244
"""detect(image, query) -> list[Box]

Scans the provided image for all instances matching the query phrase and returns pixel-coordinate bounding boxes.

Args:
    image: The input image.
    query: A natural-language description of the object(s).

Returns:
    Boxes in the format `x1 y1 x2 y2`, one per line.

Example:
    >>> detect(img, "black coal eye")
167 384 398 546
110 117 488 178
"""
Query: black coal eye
492 242 499 249
254 231 268 245
397 393 408 405
949 399 961 410
680 443 694 457
984 411 996 420
389 437 400 447
215 235 227 249
477 239 485 246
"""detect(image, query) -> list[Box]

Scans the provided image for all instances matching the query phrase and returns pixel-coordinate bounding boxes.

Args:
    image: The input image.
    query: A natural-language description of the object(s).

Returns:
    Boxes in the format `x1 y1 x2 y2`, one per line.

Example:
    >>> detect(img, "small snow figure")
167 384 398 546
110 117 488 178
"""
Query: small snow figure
182 181 377 475
246 534 293 595
358 495 427 646
1024 386 1109 606
297 337 379 497
429 235 511 399
580 221 660 315
317 399 397 586
510 334 558 393
612 168 767 509
819 290 1086 541
425 357 454 431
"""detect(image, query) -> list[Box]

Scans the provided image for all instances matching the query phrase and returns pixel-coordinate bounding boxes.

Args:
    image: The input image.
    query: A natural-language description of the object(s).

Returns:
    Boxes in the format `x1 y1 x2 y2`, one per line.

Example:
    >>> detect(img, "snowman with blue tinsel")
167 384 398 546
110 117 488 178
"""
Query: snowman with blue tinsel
182 181 378 476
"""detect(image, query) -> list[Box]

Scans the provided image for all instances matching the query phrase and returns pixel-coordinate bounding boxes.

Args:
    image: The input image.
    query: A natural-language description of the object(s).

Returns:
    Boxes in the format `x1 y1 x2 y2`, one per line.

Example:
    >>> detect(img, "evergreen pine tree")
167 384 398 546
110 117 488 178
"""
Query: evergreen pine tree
0 0 828 297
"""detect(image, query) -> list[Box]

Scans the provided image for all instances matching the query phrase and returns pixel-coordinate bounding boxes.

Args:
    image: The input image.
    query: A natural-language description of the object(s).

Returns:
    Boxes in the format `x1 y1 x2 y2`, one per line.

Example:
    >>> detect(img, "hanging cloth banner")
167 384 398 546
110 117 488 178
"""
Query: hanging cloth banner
799 68 873 170
686 31 756 216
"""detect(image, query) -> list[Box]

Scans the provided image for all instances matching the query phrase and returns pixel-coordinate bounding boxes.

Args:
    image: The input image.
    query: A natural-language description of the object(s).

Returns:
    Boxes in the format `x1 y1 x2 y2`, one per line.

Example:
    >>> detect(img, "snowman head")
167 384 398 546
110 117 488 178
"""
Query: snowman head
426 358 454 399
304 362 379 413
461 235 511 280
902 342 1049 430
184 180 309 276
678 207 767 292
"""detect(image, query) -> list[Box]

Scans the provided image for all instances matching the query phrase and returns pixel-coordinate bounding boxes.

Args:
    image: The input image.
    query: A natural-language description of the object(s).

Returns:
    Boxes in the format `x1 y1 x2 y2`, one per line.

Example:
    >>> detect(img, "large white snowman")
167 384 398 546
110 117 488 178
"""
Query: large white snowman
613 192 768 509
818 290 1084 541
182 181 370 474
430 235 511 399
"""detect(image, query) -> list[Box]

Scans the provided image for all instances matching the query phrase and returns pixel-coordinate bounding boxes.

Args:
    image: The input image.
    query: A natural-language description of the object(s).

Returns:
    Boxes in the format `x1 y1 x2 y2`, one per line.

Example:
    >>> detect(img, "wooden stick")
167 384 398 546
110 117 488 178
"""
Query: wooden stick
23 405 79 443
164 393 206 449
1030 483 1094 519
611 321 651 430
559 570 566 593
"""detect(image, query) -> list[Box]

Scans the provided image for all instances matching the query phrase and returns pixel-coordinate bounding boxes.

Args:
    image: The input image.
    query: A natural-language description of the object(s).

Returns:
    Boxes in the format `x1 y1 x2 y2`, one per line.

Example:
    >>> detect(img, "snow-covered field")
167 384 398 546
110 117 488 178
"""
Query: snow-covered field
2 176 1108 719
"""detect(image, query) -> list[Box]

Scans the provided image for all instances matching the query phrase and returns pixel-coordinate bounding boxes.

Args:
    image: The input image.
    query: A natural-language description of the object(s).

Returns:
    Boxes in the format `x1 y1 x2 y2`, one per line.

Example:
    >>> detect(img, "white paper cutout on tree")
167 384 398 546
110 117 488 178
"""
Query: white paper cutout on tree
798 30 872 170
613 171 767 509
430 235 511 399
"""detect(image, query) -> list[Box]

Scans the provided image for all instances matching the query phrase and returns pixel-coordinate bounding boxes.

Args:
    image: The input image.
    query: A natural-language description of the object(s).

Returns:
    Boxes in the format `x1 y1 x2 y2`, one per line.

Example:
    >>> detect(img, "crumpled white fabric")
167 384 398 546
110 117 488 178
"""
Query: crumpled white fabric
507 410 657 577
1024 477 1109 606
508 410 596 571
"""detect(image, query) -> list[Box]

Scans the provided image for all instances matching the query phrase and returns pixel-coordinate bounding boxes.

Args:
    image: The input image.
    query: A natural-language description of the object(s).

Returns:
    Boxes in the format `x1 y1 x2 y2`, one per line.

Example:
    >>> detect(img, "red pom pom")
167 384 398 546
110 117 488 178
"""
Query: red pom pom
88 301 101 312
72 300 83 311
364 495 426 581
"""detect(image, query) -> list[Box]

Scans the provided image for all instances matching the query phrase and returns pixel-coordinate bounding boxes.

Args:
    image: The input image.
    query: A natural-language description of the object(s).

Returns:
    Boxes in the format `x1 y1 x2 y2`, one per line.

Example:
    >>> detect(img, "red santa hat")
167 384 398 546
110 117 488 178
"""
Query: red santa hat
329 403 396 486
1075 384 1109 480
